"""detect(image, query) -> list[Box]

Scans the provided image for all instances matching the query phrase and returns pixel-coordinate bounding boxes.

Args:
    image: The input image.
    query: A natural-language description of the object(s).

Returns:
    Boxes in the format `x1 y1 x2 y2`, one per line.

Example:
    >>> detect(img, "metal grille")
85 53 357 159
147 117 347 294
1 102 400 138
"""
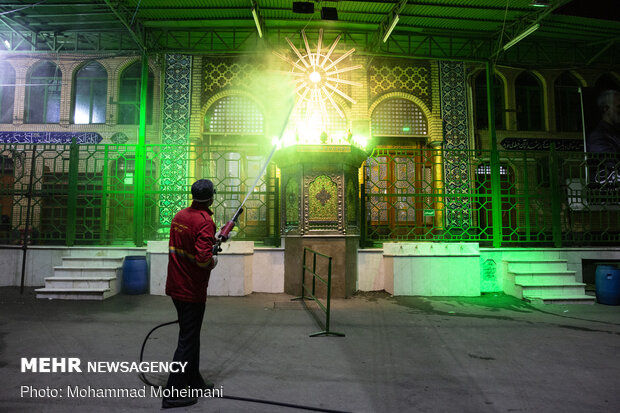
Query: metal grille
0 143 279 246
363 147 620 246
206 96 264 134
371 98 428 136
2 143 619 248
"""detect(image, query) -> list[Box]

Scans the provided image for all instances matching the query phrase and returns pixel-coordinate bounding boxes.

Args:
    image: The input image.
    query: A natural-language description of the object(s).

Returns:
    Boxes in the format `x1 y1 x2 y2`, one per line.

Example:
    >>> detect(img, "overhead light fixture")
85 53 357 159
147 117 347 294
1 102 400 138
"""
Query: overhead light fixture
530 0 550 7
292 2 314 14
3 39 10 49
382 14 400 43
321 7 338 21
251 7 262 38
503 23 540 50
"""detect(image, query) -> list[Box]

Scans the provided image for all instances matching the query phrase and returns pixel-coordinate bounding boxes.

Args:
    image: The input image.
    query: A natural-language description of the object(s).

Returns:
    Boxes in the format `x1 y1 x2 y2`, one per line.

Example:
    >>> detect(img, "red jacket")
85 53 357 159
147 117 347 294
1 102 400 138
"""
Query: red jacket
165 202 216 302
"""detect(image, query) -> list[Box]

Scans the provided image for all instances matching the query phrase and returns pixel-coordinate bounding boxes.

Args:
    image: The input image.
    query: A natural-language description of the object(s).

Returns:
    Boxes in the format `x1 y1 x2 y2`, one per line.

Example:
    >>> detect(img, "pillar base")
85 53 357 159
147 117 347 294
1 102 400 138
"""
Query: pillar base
284 235 358 298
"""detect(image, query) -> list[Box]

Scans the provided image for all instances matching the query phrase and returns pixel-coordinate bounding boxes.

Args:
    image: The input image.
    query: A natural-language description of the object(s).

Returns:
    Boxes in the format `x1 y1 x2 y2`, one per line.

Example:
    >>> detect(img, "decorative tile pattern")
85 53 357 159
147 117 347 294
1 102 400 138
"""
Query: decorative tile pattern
308 175 338 222
160 54 192 225
285 176 299 228
346 179 356 224
369 60 431 110
439 61 472 229
0 131 102 144
110 132 128 144
202 58 267 104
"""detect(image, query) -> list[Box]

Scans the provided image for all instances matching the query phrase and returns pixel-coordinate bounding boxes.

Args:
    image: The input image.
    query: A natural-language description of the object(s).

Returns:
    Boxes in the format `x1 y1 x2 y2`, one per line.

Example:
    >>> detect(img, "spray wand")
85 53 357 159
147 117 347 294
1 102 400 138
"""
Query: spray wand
212 207 243 255
212 97 296 255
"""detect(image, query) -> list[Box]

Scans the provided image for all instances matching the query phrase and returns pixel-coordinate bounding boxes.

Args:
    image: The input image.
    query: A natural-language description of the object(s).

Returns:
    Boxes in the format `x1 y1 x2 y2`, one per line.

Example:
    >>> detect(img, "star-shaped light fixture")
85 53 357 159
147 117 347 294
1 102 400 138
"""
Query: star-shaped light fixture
273 29 362 124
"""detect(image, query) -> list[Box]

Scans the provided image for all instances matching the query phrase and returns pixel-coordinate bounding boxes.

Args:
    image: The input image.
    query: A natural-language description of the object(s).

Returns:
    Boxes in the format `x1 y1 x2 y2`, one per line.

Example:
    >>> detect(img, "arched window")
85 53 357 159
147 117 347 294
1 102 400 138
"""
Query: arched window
205 95 264 134
0 62 15 124
73 61 107 124
26 61 61 124
366 98 433 240
371 98 427 136
202 96 269 239
118 61 153 125
554 72 582 132
474 71 505 130
515 72 544 131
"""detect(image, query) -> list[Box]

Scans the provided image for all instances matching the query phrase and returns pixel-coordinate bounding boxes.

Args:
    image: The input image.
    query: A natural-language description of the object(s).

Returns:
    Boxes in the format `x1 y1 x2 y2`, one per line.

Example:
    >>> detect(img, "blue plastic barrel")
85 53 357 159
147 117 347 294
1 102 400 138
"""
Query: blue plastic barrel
122 256 148 295
595 265 620 306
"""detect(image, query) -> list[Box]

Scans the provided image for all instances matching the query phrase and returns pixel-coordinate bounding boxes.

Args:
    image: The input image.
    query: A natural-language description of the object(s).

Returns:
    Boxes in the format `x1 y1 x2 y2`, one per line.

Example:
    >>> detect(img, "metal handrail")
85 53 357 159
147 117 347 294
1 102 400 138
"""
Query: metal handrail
292 247 345 337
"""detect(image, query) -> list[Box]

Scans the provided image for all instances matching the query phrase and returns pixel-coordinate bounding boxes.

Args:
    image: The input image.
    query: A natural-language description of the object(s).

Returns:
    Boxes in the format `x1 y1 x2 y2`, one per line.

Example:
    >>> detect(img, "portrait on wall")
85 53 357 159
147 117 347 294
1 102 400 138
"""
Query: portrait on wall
582 81 620 186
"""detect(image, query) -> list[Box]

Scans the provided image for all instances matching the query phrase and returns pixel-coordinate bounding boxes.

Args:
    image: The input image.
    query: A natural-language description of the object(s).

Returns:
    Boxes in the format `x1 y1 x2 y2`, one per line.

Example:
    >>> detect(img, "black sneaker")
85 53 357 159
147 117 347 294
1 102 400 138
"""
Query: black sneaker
162 397 198 409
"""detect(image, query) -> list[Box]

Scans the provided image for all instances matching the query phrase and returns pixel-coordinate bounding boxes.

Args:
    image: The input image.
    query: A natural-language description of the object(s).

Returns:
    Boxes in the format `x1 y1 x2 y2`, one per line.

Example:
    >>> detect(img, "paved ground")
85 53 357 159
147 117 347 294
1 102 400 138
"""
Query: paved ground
1 287 619 412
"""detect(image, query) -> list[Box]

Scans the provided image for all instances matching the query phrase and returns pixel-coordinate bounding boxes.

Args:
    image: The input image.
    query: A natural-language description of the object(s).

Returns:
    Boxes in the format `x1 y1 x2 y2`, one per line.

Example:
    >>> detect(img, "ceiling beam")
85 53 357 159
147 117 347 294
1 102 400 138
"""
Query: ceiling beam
491 0 575 58
342 0 530 13
18 12 116 18
0 12 39 50
102 0 146 53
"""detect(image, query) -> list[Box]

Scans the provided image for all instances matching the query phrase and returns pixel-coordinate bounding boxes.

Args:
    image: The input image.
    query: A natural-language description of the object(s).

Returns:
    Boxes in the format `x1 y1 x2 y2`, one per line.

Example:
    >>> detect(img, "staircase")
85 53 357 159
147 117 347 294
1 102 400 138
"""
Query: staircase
36 256 124 300
503 259 595 304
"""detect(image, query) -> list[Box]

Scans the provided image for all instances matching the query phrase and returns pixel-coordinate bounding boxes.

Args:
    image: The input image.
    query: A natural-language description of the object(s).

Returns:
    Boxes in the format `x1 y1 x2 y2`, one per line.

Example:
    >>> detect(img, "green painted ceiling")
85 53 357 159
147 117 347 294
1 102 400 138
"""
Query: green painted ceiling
0 0 618 67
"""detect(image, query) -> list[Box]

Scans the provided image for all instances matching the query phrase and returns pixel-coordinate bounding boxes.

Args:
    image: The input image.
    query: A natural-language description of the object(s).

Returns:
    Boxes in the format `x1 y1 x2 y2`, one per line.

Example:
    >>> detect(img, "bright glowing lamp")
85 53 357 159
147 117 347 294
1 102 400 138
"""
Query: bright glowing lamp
503 24 540 51
309 71 321 83
383 15 400 43
251 8 262 38
353 134 369 148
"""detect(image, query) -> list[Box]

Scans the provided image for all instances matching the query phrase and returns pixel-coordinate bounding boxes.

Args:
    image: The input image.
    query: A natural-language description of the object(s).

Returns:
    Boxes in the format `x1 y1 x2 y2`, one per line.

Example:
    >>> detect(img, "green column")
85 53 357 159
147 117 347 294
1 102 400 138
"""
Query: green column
133 54 148 247
66 138 79 246
548 143 562 247
486 61 503 248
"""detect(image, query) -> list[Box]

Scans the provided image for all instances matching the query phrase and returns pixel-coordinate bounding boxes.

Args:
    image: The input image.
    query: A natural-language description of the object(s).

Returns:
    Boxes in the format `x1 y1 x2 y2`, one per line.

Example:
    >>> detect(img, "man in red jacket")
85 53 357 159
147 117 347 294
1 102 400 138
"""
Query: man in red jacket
163 179 218 409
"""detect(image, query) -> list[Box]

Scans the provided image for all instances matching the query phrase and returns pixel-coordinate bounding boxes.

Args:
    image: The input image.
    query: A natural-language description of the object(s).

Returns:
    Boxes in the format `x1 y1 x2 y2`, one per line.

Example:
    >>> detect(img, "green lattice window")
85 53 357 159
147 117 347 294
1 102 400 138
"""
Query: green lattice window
26 61 61 124
205 96 264 134
73 61 107 124
0 62 15 124
371 98 427 136
365 149 436 240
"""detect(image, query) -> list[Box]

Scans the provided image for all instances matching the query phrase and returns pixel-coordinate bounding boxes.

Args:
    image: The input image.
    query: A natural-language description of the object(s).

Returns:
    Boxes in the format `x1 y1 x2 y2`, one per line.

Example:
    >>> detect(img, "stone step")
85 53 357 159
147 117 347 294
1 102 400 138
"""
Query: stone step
65 249 145 258
524 295 596 305
506 259 569 272
61 257 123 267
510 272 578 285
35 287 113 301
517 283 588 298
53 266 119 278
44 276 116 290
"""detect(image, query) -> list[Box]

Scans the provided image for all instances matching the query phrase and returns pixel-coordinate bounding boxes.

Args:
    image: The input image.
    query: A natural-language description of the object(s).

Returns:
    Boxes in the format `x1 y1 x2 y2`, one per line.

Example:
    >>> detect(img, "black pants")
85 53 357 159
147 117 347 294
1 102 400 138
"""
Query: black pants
165 298 206 392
